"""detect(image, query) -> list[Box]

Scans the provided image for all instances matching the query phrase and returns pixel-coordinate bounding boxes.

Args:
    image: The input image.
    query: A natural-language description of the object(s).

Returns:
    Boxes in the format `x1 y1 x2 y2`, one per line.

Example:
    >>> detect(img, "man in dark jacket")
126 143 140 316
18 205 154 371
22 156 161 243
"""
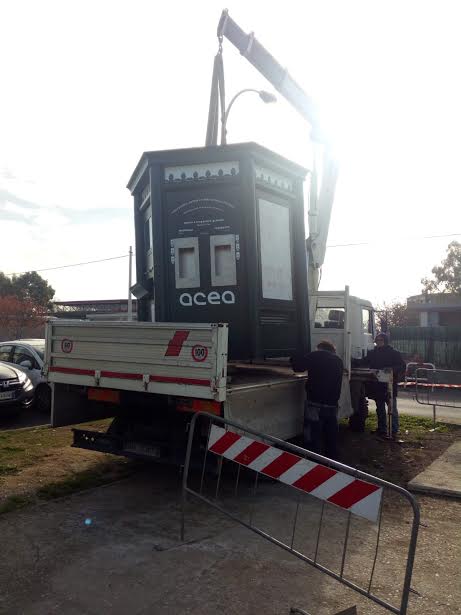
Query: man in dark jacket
292 340 344 459
362 333 406 439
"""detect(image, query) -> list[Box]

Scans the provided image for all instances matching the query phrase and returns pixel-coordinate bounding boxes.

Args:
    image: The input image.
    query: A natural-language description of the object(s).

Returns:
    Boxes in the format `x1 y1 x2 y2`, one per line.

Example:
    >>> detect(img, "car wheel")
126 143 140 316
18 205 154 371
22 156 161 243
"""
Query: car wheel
35 384 51 413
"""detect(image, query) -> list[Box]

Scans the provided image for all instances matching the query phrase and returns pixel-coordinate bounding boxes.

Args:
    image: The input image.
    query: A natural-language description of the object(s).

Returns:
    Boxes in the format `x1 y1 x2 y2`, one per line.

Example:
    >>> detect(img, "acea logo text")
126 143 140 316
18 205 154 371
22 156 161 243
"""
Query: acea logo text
179 290 236 306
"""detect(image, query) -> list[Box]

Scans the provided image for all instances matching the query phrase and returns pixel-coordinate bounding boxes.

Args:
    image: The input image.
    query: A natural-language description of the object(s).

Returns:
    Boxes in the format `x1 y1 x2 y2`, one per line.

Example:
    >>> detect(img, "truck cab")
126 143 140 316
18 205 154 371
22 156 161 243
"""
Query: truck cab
310 287 375 370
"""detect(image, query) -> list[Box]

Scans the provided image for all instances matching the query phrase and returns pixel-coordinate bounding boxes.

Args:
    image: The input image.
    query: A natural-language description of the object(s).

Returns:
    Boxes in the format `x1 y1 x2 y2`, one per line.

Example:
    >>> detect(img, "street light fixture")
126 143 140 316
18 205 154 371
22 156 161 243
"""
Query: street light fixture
221 88 277 145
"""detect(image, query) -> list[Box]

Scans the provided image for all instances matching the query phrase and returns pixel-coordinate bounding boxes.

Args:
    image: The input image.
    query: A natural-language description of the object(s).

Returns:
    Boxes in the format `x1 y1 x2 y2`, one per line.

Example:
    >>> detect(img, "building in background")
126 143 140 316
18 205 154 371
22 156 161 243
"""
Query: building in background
53 299 138 321
406 294 461 327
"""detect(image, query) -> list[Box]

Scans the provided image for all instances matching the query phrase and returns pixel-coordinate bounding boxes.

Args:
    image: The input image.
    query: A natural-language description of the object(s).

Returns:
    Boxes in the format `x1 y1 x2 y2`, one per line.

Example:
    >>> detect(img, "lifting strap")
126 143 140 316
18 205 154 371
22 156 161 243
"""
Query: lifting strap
205 40 226 146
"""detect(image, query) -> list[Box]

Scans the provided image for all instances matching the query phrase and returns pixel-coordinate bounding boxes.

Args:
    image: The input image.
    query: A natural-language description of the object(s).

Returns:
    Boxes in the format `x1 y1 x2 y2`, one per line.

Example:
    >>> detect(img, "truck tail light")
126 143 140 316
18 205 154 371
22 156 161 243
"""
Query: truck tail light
88 388 120 404
176 398 221 416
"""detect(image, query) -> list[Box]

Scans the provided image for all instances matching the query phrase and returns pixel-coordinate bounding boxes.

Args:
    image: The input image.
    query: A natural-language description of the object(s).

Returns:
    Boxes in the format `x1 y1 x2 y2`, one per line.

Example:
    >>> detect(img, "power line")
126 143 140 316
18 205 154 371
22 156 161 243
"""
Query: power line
6 254 129 276
5 231 460 276
327 232 461 248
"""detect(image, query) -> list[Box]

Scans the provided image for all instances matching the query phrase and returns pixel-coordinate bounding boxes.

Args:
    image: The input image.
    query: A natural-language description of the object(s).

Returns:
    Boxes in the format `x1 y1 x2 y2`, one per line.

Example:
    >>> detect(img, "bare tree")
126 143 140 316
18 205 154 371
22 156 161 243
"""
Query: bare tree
375 301 416 332
0 296 47 339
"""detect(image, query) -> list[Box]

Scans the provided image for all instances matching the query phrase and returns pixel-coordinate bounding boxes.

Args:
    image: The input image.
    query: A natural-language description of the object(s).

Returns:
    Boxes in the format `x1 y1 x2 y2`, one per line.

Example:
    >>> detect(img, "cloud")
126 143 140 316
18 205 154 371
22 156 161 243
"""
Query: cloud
0 188 41 211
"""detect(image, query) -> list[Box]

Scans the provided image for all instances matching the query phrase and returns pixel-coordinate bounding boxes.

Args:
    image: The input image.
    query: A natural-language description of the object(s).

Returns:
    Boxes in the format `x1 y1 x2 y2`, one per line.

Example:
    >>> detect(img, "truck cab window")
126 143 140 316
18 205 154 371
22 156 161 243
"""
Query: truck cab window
362 308 373 334
314 307 345 329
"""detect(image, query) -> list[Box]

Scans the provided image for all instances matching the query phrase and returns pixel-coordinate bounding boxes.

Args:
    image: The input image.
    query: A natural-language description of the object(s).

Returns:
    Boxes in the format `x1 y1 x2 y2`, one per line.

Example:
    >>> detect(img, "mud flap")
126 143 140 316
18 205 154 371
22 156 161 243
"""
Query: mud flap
338 373 353 419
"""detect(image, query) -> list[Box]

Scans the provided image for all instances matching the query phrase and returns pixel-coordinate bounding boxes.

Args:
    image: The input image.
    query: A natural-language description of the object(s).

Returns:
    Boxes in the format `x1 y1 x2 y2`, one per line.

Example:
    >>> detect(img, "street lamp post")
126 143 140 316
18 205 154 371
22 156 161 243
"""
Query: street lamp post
221 89 277 145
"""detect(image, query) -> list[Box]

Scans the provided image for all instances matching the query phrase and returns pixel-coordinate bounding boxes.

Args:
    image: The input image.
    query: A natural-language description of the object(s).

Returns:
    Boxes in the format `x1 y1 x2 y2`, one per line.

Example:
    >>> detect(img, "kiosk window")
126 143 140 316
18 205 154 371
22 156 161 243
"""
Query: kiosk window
173 237 200 289
144 216 153 252
258 199 293 301
210 235 236 287
178 247 195 278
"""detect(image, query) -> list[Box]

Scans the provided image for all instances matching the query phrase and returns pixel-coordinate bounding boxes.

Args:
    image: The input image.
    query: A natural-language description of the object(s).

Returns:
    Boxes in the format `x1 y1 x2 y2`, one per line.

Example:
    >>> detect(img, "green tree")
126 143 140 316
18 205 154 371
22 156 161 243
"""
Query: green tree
421 241 461 294
0 271 55 309
12 271 55 309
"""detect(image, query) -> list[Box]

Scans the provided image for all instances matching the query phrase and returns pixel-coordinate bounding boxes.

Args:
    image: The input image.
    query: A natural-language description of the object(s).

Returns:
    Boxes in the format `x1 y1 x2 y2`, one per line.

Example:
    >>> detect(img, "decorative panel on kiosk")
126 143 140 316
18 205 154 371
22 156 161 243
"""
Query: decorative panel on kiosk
127 143 310 361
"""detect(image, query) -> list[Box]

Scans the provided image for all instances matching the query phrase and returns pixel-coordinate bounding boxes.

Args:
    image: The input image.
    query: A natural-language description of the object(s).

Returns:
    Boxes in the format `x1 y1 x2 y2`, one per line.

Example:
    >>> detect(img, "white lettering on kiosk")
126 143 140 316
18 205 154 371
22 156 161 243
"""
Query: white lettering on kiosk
194 292 207 306
180 291 236 306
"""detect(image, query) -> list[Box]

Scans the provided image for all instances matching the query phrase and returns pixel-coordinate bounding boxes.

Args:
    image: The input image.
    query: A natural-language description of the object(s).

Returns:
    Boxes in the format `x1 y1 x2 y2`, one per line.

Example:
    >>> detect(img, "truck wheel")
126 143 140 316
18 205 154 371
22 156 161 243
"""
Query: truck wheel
349 383 368 432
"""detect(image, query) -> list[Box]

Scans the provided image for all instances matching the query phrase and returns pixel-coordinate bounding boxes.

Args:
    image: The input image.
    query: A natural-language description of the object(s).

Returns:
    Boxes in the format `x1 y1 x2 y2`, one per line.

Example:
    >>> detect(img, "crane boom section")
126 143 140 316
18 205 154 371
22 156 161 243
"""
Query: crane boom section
217 10 322 141
217 10 339 287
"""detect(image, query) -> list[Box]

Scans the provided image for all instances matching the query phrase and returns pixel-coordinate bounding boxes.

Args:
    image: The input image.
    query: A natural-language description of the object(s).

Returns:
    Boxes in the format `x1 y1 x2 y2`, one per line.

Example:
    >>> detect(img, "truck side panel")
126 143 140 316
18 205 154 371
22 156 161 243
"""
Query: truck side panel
225 378 305 440
45 320 228 427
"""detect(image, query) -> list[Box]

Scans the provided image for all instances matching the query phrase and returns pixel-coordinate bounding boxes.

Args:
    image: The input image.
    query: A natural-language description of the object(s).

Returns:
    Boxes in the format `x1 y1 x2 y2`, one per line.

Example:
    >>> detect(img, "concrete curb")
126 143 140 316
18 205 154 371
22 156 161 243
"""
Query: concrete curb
407 482 461 499
407 440 461 499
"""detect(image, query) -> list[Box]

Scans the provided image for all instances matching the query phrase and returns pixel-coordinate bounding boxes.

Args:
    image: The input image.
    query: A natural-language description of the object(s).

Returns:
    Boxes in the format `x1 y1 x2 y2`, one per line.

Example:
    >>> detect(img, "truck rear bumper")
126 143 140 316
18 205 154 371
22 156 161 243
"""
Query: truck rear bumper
73 428 179 463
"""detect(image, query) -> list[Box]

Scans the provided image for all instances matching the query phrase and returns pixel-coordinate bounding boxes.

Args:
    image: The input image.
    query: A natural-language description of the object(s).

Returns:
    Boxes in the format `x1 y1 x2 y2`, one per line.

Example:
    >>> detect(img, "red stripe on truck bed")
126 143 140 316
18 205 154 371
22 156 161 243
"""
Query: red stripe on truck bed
165 330 190 357
50 366 94 376
149 375 211 387
101 371 143 380
49 366 210 387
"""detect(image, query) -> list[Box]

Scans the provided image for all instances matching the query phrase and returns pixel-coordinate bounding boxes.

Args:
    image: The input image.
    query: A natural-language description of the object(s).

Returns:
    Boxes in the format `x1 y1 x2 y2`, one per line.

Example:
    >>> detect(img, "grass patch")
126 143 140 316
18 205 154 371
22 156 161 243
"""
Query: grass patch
1 446 25 453
364 412 451 434
0 419 131 515
0 419 111 471
36 461 132 501
0 464 19 476
0 494 34 514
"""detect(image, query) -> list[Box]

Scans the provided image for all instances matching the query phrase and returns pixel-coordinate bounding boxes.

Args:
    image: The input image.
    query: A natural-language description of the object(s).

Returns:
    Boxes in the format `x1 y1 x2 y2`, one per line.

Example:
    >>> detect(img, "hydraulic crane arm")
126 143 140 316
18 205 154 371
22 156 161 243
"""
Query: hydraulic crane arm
216 10 338 292
217 10 322 141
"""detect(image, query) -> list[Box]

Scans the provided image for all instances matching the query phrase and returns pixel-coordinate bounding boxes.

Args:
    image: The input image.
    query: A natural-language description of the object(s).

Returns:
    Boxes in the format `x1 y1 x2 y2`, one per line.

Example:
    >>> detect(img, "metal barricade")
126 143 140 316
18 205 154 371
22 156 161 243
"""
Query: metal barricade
181 412 420 615
404 362 435 389
415 368 461 425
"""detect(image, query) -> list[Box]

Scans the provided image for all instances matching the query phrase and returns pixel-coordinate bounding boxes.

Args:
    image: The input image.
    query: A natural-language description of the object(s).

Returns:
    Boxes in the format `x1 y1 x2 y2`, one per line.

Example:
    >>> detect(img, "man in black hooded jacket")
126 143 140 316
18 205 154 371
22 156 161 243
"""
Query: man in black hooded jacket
362 333 406 438
292 340 343 459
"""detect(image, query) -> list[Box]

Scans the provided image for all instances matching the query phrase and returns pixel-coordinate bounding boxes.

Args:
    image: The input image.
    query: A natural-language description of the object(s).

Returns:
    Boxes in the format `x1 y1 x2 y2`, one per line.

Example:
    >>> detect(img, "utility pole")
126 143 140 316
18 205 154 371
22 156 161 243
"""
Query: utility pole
128 246 133 321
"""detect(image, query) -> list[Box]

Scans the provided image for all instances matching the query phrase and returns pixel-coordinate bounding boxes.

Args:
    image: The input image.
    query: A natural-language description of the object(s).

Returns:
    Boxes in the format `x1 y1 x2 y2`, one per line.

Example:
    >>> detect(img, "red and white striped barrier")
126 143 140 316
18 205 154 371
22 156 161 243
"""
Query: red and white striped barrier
398 382 461 389
208 425 382 523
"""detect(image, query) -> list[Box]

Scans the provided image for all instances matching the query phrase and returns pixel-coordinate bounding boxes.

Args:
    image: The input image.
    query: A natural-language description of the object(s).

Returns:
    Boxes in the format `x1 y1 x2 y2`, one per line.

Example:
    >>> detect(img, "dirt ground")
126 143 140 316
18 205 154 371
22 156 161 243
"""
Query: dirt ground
0 415 460 614
0 420 134 511
1 414 459 508
0 469 459 615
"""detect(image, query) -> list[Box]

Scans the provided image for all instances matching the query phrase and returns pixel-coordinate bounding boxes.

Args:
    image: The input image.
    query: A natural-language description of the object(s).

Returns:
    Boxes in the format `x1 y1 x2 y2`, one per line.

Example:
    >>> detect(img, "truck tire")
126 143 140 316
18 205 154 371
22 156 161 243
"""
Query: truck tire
349 382 368 432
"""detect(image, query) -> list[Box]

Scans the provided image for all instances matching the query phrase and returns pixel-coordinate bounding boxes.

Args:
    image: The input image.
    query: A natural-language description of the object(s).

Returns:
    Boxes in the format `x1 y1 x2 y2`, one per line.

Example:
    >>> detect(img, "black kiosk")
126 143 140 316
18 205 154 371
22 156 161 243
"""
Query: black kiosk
127 142 310 361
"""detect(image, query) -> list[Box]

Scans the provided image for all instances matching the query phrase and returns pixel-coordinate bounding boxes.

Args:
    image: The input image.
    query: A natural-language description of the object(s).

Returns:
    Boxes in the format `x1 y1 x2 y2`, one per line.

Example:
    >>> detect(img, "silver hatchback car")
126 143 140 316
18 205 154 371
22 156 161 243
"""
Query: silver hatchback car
0 339 51 413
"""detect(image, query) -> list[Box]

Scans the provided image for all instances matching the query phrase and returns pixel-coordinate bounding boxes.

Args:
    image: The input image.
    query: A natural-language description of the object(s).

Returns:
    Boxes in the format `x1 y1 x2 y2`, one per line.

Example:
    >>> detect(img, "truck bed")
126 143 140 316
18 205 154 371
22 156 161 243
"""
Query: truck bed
44 320 229 402
228 362 305 388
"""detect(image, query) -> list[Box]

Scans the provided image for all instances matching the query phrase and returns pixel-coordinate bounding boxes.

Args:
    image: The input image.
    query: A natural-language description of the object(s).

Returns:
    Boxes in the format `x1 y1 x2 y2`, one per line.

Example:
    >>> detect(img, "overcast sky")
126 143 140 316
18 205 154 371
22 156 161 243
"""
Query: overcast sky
1 0 460 306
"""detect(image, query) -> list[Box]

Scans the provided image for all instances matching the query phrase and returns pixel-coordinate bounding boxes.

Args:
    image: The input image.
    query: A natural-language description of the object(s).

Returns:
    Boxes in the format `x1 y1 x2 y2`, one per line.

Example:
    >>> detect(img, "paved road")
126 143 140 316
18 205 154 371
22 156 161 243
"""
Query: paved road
1 467 460 615
0 407 50 431
0 469 446 615
397 390 461 425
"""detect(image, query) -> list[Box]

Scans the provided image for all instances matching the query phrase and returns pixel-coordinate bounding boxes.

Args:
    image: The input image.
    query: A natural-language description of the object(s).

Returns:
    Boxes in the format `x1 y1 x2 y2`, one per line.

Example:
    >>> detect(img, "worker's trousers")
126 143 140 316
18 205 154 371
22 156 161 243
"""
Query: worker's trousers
303 401 338 460
375 397 399 435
